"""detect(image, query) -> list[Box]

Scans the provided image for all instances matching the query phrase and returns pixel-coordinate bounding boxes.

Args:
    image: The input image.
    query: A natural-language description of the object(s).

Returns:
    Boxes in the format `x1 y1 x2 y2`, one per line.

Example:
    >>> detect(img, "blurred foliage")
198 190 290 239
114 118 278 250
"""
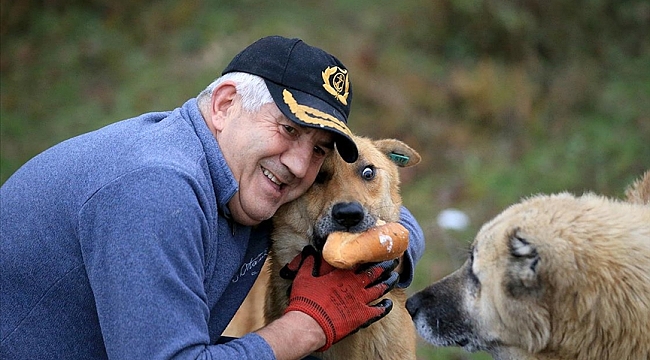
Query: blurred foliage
1 0 649 359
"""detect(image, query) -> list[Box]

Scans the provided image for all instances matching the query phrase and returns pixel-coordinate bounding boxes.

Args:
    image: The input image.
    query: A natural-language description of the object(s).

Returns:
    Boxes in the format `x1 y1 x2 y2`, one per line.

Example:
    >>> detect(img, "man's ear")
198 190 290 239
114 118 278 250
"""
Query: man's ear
209 81 238 131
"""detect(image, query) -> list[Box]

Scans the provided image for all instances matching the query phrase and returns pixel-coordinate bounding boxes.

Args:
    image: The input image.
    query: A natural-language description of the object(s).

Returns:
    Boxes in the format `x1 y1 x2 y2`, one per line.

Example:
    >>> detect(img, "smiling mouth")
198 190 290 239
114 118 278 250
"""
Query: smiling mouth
262 167 284 187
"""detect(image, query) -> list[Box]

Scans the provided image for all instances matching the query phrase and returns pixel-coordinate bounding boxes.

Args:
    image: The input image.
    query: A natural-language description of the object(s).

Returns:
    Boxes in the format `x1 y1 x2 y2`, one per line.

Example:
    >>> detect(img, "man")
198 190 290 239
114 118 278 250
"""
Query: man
1 36 424 359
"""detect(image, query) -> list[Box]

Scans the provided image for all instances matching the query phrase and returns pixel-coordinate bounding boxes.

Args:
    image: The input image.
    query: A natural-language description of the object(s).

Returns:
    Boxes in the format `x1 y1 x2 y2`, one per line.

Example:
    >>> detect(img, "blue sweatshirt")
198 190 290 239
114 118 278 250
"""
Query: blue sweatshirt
1 98 424 359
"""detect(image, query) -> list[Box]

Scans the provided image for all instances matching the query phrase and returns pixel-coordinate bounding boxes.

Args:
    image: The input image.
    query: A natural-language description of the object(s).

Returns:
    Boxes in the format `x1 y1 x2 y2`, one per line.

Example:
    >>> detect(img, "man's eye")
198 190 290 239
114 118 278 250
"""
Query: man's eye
283 125 297 135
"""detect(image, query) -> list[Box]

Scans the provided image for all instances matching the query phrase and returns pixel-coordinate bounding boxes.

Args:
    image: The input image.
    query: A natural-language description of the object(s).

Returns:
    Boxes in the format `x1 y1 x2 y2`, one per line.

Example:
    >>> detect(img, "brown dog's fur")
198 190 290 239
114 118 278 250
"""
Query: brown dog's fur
224 135 421 359
407 171 650 360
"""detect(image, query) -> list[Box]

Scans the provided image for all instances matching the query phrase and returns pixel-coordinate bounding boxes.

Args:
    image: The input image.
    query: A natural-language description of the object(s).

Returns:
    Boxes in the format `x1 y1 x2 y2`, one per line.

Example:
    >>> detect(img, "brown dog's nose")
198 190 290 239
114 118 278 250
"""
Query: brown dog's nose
332 202 364 229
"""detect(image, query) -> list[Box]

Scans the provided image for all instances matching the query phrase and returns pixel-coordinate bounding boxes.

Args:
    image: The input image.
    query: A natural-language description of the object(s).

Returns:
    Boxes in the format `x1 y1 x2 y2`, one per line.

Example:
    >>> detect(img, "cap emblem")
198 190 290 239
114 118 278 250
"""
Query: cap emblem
282 89 352 137
322 66 350 105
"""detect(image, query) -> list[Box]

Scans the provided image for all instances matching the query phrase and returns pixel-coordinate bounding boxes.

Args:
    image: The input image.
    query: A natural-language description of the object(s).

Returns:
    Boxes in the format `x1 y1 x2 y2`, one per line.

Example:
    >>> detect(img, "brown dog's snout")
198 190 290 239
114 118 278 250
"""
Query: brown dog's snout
331 202 364 230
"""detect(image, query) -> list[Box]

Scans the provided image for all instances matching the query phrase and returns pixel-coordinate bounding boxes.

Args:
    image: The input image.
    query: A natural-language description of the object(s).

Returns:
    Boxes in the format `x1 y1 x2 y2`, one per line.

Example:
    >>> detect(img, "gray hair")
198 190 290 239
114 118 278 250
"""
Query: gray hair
197 72 274 112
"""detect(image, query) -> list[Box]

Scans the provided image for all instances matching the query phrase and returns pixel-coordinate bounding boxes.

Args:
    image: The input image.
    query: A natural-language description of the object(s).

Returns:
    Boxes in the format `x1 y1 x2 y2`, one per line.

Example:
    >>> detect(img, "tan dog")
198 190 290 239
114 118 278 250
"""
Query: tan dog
262 135 421 359
407 171 650 360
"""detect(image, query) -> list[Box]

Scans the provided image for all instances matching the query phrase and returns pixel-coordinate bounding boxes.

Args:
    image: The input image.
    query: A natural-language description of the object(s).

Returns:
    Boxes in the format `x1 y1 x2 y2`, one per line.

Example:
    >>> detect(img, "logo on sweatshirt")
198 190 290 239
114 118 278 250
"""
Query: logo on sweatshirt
231 249 267 283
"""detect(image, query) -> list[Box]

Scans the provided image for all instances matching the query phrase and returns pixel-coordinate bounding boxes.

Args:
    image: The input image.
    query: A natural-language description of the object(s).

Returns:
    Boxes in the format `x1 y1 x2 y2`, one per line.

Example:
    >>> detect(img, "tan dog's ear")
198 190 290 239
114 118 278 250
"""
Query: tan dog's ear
374 139 422 168
506 229 542 297
625 170 650 205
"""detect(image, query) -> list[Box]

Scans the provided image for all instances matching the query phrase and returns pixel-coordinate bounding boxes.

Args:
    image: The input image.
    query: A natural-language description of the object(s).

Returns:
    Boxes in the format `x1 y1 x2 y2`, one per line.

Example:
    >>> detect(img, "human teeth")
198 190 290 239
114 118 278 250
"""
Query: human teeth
263 168 282 186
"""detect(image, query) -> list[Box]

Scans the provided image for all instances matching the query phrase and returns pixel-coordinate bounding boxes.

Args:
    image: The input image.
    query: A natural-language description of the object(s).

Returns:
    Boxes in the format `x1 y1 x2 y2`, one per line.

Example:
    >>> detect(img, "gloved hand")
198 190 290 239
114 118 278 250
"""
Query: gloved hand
280 245 399 351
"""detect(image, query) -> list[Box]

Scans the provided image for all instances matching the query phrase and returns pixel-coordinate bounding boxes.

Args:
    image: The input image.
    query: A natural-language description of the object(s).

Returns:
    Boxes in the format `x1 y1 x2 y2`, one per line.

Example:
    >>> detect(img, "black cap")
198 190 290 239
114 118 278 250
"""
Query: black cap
222 36 358 163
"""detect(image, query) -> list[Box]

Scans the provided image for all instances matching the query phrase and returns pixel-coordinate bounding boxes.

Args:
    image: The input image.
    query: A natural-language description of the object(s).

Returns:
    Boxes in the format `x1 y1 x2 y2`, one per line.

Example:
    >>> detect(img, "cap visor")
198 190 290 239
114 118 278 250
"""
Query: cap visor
265 80 358 163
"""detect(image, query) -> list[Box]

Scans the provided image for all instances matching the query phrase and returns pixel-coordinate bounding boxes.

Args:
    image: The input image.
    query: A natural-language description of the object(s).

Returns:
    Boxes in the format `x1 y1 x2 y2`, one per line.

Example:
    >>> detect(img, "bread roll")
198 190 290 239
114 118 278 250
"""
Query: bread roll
322 222 409 269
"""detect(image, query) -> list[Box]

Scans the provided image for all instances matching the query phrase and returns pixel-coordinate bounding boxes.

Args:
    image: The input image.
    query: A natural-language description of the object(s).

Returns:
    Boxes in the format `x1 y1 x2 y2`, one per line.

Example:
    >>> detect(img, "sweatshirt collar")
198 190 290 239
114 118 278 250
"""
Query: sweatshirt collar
180 98 238 217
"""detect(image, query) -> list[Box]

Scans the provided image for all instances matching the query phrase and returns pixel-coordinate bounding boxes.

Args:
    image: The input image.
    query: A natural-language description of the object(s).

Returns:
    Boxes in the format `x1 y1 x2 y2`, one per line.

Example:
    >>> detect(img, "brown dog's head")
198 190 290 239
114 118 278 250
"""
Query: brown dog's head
272 135 420 260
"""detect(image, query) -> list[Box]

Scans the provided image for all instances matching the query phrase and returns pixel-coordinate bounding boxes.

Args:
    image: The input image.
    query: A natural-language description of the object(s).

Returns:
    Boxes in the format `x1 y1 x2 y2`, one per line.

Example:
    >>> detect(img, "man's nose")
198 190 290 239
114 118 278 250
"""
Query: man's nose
281 141 313 179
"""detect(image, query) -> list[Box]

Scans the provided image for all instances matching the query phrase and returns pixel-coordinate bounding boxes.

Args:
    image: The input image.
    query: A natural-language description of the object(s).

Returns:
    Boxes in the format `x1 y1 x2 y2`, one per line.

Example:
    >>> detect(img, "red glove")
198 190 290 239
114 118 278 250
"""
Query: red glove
281 246 399 351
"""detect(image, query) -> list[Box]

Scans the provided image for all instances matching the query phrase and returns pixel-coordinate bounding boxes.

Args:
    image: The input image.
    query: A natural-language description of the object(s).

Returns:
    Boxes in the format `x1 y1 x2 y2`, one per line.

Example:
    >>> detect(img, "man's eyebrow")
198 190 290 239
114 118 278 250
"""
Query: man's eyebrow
297 123 335 150
313 138 334 151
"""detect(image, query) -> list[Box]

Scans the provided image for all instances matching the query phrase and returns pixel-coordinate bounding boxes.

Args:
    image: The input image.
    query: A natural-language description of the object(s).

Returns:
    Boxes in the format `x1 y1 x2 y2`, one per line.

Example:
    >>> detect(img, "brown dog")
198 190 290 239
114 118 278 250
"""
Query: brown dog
224 135 420 359
266 135 420 359
407 171 650 360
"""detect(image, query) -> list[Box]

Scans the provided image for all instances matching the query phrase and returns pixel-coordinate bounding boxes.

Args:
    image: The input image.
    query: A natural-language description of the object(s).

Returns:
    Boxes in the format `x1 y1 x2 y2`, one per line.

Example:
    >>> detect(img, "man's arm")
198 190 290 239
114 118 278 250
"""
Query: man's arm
79 168 278 359
256 311 326 359
397 206 425 287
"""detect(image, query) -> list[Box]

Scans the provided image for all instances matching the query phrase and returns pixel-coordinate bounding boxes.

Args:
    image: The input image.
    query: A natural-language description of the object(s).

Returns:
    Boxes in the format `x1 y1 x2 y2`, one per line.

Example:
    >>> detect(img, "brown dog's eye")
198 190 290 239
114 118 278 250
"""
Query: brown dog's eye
361 166 375 180
315 170 330 184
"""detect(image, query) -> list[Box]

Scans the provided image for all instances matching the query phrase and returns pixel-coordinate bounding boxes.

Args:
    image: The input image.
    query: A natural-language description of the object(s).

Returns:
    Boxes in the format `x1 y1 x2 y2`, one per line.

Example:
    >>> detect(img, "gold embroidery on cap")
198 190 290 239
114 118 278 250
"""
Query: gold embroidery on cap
282 89 352 137
322 66 350 105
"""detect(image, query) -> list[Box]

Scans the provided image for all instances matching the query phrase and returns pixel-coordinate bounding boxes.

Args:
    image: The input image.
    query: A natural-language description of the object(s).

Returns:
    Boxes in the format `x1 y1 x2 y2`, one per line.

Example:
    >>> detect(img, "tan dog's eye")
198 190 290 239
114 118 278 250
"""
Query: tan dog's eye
361 166 375 180
468 247 480 288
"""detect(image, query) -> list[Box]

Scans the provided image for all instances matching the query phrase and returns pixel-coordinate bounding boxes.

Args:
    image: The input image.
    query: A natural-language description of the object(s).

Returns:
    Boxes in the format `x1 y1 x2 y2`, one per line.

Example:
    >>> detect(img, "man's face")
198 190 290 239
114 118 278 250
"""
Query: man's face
216 95 334 226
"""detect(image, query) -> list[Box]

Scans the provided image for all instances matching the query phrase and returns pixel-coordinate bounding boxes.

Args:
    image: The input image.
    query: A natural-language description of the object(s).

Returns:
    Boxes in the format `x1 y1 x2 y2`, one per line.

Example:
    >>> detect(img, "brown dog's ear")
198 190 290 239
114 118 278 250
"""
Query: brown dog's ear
373 139 422 168
506 228 542 297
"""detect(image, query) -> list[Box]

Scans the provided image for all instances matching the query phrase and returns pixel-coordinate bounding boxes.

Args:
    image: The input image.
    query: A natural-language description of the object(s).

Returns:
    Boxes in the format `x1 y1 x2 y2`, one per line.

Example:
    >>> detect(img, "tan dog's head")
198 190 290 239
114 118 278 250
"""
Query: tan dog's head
407 191 650 360
271 135 420 262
